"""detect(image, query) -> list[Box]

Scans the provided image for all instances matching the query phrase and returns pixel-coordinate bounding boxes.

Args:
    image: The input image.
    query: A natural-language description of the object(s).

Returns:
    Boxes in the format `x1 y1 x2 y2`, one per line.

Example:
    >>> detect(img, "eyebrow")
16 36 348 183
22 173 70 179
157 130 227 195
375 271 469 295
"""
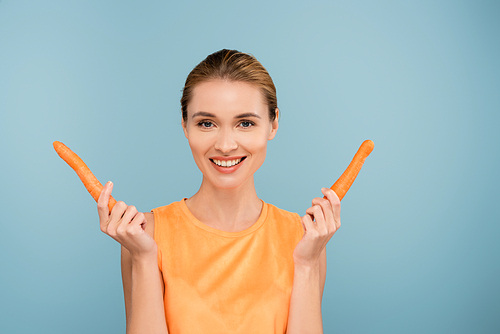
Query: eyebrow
191 111 215 118
191 111 262 119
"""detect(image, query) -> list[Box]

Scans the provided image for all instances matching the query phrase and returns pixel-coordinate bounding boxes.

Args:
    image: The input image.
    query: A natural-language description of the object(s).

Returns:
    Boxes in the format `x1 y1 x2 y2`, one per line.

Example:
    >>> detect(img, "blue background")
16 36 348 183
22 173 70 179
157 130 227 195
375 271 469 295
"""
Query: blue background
1 0 499 333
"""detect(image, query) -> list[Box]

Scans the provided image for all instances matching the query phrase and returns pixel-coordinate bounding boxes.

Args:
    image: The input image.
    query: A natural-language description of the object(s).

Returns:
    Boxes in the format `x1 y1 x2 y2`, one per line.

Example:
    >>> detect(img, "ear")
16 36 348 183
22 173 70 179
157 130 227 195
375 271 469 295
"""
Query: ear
182 118 189 139
268 108 279 140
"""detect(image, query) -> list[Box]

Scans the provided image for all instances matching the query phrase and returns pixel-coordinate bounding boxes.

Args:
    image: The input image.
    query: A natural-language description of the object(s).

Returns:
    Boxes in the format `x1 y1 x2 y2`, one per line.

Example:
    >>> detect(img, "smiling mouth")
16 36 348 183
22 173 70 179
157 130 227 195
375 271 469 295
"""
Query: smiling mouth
210 157 246 167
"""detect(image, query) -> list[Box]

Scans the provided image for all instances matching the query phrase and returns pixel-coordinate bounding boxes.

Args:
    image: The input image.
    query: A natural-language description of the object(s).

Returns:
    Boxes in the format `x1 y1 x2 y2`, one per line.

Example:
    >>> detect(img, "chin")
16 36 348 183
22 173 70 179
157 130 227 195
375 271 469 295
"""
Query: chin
211 178 247 190
204 172 255 191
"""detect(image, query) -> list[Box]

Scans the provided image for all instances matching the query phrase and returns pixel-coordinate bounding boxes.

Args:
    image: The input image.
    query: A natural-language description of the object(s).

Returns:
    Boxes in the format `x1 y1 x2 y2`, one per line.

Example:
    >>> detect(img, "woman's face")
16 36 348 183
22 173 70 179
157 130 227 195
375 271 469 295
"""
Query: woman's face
182 79 279 190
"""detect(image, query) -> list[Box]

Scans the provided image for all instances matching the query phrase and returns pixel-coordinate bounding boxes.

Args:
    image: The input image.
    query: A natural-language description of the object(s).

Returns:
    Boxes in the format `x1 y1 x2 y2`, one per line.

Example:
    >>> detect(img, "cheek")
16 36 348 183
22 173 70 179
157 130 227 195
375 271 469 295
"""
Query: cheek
187 133 210 159
240 134 269 155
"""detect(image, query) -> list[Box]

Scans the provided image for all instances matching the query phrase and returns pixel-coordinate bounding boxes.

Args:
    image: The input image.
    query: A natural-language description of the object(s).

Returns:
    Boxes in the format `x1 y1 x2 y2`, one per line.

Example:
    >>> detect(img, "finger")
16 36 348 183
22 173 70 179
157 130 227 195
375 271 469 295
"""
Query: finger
312 196 335 231
322 187 341 229
301 212 317 235
129 211 147 233
105 201 127 236
119 205 139 229
116 206 140 237
97 181 113 222
310 204 329 235
305 207 315 223
307 200 325 218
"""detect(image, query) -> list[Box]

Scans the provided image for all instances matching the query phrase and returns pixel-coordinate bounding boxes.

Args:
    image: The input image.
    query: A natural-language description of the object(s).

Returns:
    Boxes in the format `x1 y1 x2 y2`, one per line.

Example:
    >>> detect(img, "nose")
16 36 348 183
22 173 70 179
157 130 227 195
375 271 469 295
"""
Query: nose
214 129 238 153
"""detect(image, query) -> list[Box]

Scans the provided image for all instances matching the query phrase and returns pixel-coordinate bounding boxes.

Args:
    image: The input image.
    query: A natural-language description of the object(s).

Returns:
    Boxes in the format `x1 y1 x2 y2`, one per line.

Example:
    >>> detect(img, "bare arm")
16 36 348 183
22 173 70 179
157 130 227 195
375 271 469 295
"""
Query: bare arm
287 188 340 334
98 182 168 334
121 212 167 334
287 253 325 334
320 247 326 298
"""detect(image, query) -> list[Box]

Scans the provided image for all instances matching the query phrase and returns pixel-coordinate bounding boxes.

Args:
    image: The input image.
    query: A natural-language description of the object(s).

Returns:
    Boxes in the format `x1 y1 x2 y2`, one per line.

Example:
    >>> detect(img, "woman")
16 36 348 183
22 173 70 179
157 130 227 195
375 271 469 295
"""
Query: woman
97 49 340 334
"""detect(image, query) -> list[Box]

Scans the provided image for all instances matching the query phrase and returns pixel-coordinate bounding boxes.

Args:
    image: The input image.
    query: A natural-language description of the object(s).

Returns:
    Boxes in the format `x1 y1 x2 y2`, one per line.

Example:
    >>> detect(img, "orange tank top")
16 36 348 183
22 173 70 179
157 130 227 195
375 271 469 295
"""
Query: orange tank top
152 199 304 334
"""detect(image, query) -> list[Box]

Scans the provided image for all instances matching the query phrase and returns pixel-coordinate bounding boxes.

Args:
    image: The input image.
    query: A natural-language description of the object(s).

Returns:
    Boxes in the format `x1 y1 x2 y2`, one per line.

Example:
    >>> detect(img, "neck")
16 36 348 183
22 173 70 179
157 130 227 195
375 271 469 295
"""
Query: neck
185 176 263 232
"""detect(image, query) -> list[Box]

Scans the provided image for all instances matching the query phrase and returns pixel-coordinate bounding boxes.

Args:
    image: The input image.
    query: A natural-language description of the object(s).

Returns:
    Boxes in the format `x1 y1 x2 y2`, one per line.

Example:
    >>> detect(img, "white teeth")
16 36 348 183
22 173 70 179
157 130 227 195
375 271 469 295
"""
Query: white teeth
212 158 242 167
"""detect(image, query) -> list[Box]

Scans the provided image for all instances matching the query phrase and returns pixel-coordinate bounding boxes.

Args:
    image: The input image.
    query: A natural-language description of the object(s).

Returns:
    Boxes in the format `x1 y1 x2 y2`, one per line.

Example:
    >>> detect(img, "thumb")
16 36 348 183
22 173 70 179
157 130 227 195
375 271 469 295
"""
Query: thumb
97 181 113 221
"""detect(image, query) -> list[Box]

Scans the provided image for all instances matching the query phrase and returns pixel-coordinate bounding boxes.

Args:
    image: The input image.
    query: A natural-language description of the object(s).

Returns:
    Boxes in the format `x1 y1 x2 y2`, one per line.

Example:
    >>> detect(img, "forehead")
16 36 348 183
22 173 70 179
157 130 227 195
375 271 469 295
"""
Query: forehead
188 80 267 118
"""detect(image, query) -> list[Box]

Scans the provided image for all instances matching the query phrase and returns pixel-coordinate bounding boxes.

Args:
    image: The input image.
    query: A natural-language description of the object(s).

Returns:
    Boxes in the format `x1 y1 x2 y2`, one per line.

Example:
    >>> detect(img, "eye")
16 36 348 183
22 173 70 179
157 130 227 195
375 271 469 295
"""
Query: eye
197 120 214 128
239 120 255 128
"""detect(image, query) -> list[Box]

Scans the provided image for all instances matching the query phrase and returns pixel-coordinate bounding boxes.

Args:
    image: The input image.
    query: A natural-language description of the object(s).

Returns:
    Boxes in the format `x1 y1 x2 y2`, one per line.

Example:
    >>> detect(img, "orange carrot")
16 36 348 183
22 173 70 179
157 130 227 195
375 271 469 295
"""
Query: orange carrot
53 141 116 212
327 140 374 201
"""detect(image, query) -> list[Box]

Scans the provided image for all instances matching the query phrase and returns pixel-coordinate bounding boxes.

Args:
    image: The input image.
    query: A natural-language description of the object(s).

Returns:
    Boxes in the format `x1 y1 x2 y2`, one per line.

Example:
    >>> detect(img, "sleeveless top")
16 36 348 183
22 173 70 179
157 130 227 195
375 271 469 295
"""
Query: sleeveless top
152 199 304 334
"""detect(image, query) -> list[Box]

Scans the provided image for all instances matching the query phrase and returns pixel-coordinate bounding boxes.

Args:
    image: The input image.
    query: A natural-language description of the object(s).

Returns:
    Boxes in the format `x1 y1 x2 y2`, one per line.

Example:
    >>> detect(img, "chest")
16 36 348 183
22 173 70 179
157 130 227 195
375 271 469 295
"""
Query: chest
158 224 297 334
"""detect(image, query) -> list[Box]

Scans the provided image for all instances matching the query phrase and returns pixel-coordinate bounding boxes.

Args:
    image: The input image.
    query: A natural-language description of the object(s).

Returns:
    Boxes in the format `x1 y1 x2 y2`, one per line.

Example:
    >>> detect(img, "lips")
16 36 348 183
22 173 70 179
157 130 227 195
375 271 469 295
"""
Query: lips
210 157 246 167
209 157 247 173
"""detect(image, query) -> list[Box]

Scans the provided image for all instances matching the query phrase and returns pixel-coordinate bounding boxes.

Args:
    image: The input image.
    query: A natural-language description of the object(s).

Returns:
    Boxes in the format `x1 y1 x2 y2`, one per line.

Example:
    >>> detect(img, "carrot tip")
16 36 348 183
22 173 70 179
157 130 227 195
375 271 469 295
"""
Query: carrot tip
362 139 375 153
329 139 374 201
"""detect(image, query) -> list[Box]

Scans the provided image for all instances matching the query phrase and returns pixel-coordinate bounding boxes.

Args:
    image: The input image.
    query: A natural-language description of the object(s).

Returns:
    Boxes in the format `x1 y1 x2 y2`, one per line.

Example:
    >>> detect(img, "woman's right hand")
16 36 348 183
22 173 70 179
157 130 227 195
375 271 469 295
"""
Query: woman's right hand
97 181 157 259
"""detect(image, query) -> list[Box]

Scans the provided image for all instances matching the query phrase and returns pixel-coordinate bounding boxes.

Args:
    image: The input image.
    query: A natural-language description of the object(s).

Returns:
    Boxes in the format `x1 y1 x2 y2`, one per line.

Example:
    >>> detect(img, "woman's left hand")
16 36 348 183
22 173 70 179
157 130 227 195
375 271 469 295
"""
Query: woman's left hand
293 187 341 267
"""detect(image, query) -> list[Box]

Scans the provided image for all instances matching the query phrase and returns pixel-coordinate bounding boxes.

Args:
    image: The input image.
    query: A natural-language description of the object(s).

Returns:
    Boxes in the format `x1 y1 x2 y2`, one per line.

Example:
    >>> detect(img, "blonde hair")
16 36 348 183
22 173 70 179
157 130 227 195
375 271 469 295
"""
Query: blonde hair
181 49 278 122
